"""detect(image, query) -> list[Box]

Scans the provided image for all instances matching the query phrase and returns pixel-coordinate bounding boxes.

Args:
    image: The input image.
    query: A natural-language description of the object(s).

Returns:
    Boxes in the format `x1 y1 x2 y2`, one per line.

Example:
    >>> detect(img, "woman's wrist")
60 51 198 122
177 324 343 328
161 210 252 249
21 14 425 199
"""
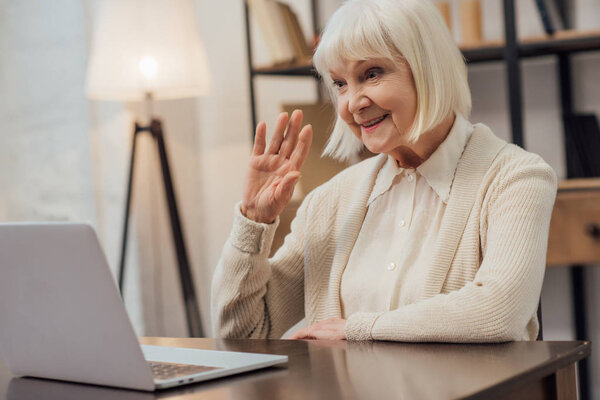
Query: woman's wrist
240 203 276 224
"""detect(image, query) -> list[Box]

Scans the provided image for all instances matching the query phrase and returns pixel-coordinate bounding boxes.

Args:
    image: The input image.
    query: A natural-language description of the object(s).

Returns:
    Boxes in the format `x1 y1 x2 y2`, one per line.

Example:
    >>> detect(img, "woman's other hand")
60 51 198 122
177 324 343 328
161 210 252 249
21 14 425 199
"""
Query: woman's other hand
289 317 347 340
242 110 313 223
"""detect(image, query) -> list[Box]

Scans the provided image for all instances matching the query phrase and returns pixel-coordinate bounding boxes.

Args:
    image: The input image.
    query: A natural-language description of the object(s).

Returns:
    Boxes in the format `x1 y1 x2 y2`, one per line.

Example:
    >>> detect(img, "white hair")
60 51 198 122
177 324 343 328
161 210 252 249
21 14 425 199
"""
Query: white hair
313 0 472 161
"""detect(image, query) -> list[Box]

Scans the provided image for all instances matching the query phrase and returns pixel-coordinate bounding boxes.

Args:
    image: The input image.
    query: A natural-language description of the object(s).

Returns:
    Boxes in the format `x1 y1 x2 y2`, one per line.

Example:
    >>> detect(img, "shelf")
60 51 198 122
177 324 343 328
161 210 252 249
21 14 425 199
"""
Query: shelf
520 29 600 58
463 29 600 63
252 61 315 76
251 30 600 75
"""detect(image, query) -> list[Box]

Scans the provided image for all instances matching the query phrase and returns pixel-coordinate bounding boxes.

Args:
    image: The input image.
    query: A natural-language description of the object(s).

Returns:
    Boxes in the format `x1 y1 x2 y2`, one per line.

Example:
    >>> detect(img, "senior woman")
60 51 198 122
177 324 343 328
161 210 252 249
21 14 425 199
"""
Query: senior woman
212 0 557 342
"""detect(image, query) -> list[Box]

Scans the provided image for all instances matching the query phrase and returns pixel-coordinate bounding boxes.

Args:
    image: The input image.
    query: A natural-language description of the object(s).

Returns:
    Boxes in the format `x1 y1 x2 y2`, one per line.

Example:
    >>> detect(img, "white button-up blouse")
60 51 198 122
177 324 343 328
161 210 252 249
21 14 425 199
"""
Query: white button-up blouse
341 115 474 318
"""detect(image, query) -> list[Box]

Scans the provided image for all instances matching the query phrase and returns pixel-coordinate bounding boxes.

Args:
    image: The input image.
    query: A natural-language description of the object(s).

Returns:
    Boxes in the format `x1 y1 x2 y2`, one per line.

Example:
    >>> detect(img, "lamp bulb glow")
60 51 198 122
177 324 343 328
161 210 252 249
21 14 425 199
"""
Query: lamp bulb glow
139 56 158 80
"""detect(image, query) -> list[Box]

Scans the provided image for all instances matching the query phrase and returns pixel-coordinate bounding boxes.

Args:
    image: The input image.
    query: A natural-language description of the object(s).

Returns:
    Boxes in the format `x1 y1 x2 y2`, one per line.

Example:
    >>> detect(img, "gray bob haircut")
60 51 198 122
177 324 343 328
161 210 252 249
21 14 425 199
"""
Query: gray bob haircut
313 0 472 161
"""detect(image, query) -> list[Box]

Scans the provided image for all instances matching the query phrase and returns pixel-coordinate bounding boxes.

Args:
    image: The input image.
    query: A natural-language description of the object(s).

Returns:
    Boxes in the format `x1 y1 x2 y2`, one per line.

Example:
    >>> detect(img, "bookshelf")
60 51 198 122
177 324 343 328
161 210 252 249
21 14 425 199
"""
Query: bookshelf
245 5 600 144
251 31 600 64
244 0 320 131
252 61 314 76
249 30 600 73
243 1 599 398
461 29 600 62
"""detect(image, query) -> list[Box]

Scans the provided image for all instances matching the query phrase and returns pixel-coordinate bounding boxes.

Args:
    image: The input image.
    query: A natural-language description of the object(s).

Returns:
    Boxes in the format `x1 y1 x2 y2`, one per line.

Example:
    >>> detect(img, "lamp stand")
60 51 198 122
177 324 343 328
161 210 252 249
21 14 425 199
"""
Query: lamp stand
118 118 204 337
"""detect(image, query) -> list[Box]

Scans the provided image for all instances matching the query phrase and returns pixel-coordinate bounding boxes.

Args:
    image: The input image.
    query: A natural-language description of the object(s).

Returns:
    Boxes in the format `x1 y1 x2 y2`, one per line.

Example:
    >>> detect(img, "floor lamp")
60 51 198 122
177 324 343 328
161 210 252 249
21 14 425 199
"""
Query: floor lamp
85 0 211 337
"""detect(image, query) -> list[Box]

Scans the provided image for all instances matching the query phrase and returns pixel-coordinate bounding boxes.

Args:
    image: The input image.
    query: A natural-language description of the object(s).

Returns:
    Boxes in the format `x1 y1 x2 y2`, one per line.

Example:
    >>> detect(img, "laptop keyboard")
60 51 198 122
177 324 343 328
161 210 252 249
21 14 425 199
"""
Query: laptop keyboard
149 361 222 380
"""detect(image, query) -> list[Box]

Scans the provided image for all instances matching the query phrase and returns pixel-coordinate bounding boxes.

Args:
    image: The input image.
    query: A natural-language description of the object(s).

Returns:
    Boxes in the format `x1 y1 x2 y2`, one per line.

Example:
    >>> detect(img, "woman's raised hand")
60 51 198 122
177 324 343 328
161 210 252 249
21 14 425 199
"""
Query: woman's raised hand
241 110 313 223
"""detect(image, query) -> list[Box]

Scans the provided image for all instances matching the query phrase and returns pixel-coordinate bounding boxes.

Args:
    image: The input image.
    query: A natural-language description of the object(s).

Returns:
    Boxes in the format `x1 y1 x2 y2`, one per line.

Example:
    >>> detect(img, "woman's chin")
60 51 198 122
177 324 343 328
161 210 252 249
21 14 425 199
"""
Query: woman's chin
361 140 386 156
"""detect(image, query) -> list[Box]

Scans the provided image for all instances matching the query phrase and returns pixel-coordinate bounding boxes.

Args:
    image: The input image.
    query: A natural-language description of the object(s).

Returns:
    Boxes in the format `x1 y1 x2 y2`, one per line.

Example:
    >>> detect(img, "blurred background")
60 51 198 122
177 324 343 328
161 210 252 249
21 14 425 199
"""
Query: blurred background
0 0 599 395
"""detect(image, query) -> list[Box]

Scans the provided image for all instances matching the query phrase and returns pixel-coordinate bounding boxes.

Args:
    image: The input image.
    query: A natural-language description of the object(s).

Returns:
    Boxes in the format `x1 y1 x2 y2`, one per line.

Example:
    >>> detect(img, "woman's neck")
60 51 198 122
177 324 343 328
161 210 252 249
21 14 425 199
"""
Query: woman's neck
392 113 456 169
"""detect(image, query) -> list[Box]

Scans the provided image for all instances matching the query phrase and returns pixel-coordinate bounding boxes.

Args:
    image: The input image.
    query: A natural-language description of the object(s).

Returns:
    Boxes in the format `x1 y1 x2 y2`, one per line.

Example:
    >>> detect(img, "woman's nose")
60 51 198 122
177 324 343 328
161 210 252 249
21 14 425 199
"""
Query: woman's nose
347 87 371 114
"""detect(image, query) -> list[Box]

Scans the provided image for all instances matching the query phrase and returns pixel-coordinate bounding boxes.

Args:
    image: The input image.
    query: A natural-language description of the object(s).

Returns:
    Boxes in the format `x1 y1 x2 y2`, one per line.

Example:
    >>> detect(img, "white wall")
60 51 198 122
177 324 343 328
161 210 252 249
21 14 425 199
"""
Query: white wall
0 1 95 222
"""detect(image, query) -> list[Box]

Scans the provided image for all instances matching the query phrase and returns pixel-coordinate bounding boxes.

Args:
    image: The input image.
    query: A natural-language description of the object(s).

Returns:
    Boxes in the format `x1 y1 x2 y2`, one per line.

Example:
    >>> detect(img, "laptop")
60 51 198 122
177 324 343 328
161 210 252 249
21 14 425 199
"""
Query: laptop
0 222 287 391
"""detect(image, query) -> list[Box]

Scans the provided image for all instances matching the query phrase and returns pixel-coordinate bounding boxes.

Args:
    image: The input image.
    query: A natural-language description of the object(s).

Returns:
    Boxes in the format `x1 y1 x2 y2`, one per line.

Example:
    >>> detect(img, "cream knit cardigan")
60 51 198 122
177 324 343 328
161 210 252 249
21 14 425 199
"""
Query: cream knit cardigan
211 124 557 342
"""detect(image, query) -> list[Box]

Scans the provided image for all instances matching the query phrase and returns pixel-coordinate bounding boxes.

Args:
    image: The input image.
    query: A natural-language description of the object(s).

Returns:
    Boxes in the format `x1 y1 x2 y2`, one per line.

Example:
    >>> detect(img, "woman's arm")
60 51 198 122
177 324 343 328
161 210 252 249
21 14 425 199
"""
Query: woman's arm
211 111 313 339
344 158 557 342
211 199 309 339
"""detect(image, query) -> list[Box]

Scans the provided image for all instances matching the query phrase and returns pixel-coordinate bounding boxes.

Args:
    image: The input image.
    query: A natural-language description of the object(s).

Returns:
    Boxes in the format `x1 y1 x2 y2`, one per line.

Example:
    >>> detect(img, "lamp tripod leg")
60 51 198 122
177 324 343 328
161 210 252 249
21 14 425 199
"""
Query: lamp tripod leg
118 124 141 293
152 119 204 338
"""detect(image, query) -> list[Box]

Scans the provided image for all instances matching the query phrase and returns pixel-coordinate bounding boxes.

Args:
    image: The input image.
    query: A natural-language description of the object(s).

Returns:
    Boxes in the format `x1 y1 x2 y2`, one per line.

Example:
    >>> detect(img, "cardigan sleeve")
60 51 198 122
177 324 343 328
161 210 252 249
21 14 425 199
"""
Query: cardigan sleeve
345 158 557 342
211 197 310 339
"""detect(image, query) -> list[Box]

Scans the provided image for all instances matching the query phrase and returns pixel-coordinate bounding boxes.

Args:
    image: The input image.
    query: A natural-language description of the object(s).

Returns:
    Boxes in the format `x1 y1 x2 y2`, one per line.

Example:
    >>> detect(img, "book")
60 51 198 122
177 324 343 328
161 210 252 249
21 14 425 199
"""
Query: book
277 2 313 63
535 0 565 35
247 0 295 64
564 113 600 178
266 0 296 61
435 1 452 33
459 0 483 46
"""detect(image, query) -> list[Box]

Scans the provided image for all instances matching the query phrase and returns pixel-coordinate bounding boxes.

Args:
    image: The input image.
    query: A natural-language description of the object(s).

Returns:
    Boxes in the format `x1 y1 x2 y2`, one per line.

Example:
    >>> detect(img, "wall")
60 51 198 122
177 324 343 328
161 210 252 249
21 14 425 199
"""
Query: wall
0 1 94 222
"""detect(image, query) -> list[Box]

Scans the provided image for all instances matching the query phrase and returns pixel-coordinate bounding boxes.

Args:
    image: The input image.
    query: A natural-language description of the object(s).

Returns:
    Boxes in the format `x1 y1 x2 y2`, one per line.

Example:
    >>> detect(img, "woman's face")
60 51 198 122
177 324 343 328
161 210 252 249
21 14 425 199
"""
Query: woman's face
330 57 418 158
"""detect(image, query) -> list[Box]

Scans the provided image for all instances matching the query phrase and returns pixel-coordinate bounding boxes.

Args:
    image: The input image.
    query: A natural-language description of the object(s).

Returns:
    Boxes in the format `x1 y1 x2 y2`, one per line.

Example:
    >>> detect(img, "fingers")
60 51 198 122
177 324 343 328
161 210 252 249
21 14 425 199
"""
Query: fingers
289 327 342 341
274 171 300 203
279 109 303 159
290 124 313 170
262 110 309 161
266 113 289 155
289 319 347 340
253 122 267 156
289 327 310 340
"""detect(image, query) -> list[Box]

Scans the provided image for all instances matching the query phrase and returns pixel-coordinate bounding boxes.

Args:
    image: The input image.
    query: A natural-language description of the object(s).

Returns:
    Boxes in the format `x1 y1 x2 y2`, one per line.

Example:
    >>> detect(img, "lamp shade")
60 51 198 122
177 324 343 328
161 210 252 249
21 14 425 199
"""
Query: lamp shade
86 0 211 101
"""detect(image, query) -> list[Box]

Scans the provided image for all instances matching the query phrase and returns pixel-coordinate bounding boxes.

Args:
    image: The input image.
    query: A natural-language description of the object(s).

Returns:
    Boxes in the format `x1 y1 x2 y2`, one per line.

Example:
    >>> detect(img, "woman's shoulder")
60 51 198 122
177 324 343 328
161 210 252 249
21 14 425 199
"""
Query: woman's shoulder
479 138 557 200
470 123 555 177
461 123 557 204
493 142 556 177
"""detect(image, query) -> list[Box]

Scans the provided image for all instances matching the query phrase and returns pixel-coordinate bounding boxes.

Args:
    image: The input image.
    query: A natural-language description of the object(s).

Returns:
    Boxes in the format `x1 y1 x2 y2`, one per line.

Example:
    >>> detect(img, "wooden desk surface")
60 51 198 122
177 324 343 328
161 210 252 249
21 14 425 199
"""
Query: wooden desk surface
0 338 590 400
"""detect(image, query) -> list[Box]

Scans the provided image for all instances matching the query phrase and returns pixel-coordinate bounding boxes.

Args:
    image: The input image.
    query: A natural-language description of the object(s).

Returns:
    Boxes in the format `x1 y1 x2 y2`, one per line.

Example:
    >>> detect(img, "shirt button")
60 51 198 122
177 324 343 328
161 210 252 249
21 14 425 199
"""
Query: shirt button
387 262 397 271
407 173 414 182
399 219 406 227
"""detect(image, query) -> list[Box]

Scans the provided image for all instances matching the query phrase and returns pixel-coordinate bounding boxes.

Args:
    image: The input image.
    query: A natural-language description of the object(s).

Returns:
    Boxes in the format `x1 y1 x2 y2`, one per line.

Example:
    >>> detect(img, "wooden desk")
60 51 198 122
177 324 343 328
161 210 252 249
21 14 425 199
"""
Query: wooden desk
0 338 590 400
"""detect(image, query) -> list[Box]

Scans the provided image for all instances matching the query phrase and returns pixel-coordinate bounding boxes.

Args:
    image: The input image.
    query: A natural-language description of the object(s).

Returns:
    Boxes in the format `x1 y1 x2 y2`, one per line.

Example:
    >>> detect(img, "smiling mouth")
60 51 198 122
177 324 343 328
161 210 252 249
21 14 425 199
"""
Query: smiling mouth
362 114 389 127
360 114 389 131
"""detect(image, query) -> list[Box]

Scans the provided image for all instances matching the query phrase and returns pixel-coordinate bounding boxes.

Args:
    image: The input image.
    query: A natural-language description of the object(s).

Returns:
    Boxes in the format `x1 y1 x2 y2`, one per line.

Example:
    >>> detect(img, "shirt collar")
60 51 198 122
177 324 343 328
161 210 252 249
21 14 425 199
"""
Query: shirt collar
367 114 473 206
368 155 404 205
417 113 473 203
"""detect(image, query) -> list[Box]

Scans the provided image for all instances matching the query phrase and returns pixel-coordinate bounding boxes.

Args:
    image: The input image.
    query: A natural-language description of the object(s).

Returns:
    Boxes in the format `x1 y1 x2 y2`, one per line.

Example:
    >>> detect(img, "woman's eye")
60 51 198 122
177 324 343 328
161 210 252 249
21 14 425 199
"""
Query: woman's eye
366 68 382 80
332 80 345 89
